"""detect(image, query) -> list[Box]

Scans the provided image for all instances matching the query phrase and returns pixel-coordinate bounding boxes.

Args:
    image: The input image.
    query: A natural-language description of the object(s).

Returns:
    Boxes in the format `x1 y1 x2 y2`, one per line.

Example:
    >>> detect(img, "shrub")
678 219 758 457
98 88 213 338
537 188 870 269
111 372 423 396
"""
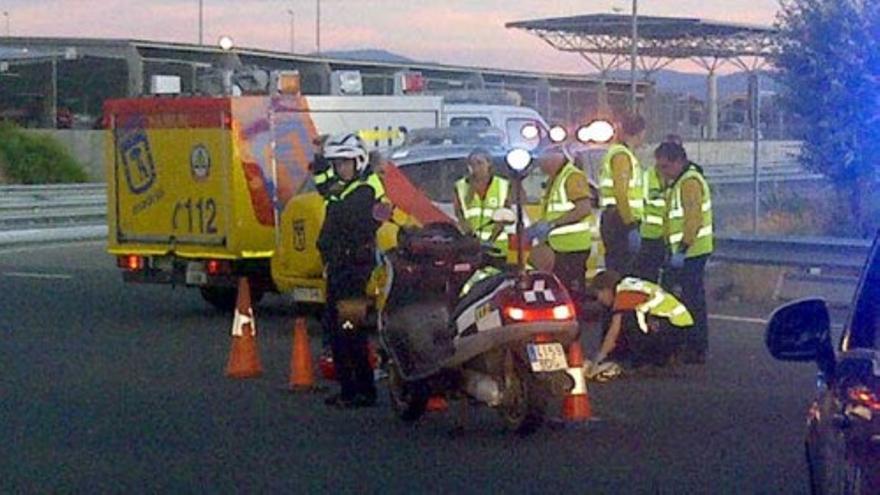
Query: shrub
0 123 88 184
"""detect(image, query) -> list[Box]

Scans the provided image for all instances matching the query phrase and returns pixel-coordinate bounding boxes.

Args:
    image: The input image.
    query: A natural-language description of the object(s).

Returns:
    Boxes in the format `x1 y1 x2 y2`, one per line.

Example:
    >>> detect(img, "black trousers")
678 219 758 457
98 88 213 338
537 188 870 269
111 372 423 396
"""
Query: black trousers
323 262 376 401
600 208 636 275
633 237 667 283
554 249 590 299
608 313 682 367
662 254 709 357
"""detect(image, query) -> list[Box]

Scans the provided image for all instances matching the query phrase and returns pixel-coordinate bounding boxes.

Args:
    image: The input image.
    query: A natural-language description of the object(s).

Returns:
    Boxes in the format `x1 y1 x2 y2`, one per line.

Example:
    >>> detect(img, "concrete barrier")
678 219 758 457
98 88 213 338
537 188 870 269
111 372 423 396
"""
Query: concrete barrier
25 130 105 182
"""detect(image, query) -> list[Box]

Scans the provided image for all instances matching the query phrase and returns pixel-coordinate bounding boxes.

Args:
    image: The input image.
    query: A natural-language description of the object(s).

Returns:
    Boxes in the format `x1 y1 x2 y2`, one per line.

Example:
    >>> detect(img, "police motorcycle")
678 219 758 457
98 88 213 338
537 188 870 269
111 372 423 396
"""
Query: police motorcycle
375 147 579 435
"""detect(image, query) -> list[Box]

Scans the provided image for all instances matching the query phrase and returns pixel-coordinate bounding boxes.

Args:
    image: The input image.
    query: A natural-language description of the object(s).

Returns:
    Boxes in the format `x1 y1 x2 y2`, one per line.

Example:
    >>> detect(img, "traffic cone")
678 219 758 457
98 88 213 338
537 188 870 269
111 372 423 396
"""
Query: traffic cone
561 339 592 422
288 317 316 391
225 278 263 379
426 395 449 412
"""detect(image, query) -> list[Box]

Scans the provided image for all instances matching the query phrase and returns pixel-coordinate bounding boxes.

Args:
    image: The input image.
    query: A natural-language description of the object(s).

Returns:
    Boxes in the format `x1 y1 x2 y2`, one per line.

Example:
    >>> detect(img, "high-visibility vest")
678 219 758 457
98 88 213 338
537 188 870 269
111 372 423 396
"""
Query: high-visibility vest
314 167 335 187
599 143 644 218
459 266 502 297
665 167 713 257
541 162 592 253
455 176 511 251
640 166 666 240
331 173 385 203
616 277 694 332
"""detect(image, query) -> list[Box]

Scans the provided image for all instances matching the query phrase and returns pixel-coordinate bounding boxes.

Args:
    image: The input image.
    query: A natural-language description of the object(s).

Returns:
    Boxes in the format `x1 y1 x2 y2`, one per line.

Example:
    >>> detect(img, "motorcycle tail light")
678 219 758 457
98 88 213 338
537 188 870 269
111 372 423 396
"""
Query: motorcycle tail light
504 303 575 323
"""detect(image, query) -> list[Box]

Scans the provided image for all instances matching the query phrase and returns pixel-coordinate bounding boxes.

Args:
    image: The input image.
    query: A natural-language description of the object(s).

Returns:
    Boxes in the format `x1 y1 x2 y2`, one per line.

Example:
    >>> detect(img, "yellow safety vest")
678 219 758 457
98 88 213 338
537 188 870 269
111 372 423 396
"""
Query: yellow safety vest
332 173 385 202
640 166 666 240
541 162 592 253
666 167 713 257
314 167 335 187
616 277 694 332
599 143 644 218
459 266 502 297
455 176 511 251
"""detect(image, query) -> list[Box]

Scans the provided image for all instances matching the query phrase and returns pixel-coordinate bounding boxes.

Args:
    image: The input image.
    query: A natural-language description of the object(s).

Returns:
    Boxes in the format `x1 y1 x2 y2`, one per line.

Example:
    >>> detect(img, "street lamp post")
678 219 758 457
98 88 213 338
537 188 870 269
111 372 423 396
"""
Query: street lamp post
629 0 638 112
316 0 321 54
286 9 295 53
2 11 9 37
198 0 204 45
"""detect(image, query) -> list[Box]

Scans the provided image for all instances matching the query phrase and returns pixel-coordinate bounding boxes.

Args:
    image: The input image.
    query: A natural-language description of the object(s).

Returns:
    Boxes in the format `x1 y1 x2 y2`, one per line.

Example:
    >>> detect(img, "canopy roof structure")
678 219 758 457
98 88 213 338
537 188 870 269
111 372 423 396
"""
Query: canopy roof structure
506 14 778 75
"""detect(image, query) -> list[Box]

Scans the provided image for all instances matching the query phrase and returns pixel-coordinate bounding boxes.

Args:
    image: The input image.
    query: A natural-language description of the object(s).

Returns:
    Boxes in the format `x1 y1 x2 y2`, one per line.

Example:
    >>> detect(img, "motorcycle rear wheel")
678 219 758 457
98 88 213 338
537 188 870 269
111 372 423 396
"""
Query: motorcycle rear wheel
387 361 429 422
498 353 545 435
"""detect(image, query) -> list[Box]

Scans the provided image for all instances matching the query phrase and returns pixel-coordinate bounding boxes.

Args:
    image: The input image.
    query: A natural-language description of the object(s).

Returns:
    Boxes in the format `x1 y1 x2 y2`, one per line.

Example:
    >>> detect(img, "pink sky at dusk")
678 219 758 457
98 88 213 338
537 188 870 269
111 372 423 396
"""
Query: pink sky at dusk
3 0 780 74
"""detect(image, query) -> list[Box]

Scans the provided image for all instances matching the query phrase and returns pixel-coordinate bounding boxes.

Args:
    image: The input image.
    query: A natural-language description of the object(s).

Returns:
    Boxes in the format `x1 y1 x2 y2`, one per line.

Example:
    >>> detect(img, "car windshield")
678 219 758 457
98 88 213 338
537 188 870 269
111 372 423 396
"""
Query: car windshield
402 126 505 147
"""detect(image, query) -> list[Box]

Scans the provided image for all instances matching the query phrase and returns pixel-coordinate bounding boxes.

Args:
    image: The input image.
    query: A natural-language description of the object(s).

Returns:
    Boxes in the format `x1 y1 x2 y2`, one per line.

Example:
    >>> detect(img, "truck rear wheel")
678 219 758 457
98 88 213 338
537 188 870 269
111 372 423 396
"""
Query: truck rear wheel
199 286 264 311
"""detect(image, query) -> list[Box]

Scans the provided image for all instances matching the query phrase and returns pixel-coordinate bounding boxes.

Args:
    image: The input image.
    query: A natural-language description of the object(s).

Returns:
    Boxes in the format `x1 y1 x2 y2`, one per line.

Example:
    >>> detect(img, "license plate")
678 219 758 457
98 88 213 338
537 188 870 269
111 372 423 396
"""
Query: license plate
185 262 207 285
526 343 568 372
293 287 323 303
151 256 173 272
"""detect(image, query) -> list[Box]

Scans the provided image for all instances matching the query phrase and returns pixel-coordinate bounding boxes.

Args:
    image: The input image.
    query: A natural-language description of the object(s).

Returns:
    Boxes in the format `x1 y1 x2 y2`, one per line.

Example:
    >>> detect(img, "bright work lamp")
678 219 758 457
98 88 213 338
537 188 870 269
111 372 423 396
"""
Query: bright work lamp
576 119 615 144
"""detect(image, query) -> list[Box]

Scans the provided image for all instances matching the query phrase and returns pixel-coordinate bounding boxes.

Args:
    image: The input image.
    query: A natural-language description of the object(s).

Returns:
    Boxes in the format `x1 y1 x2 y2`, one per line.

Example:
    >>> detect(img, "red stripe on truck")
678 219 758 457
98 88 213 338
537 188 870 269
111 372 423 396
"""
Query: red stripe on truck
104 98 232 129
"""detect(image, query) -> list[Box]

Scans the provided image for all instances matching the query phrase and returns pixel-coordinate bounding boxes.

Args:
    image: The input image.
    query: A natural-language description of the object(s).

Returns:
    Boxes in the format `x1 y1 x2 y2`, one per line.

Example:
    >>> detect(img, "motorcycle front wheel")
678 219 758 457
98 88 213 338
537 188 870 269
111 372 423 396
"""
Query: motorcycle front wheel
387 360 429 422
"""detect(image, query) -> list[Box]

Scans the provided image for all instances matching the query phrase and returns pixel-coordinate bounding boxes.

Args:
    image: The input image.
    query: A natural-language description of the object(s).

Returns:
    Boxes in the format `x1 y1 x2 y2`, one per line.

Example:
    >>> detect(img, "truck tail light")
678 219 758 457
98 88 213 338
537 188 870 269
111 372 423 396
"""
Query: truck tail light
205 259 232 276
117 255 145 272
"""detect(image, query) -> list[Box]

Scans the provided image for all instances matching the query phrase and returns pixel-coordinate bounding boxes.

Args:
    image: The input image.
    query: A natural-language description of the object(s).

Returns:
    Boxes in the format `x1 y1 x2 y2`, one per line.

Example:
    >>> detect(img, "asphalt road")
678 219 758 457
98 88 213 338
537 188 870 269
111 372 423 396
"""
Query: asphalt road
0 242 820 494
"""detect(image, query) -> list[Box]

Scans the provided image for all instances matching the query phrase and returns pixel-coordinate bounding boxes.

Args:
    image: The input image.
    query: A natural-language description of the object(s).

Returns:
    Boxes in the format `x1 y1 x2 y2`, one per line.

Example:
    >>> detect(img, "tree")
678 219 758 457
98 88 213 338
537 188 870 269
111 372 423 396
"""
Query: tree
775 0 880 236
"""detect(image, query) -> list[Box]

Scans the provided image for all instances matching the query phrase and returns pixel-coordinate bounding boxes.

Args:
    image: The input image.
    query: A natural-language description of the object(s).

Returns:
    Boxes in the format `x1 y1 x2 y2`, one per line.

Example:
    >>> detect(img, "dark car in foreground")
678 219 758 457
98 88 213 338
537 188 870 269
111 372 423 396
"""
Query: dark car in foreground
765 233 880 494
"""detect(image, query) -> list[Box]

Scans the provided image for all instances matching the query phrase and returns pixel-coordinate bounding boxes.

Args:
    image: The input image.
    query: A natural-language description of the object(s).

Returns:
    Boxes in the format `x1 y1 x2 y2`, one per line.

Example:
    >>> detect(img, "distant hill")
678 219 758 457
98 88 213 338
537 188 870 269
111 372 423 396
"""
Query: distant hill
318 49 418 64
607 69 779 98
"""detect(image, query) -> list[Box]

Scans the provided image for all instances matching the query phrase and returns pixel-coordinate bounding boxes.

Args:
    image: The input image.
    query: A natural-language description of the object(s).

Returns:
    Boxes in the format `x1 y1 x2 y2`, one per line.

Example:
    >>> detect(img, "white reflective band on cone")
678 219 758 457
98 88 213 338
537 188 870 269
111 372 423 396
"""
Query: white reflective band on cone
567 365 588 395
231 309 255 337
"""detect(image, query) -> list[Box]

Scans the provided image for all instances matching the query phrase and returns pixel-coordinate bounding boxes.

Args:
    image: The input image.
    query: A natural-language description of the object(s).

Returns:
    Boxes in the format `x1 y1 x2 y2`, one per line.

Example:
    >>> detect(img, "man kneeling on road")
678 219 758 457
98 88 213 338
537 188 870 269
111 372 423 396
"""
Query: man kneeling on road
585 270 693 381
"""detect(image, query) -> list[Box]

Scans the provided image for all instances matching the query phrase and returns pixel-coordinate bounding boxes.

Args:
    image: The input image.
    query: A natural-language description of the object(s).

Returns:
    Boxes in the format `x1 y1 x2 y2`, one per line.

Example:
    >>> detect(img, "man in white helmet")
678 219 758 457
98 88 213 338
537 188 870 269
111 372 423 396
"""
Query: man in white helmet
316 133 384 408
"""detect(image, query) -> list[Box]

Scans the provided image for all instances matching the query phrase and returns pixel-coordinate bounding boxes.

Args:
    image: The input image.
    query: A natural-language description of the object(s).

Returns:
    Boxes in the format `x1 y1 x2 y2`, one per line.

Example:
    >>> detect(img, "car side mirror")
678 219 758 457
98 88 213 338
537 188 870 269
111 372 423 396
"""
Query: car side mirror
765 298 835 374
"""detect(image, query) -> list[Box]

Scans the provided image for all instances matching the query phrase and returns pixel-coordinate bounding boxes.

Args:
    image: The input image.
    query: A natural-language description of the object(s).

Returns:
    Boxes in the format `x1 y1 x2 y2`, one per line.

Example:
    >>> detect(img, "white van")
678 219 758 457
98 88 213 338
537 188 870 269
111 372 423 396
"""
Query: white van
442 103 550 149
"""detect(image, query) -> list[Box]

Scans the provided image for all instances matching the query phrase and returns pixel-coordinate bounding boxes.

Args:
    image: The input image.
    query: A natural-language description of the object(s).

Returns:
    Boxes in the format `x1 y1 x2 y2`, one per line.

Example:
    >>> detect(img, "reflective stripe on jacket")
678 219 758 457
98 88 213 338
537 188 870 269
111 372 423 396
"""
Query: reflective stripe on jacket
616 277 694 332
599 143 644 218
540 162 592 253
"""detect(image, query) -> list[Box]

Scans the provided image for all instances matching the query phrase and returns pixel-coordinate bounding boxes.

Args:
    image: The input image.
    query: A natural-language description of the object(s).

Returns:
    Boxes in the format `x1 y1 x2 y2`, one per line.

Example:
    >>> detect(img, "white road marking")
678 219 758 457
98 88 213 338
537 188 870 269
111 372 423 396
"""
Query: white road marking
709 313 844 331
0 240 103 255
708 314 768 325
3 272 73 280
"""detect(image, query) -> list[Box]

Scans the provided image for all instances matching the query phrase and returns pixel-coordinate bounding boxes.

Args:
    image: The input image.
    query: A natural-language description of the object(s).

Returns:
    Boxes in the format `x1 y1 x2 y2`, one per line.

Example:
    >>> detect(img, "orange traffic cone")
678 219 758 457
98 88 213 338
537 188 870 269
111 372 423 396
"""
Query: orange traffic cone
561 339 592 422
225 278 263 379
288 317 317 391
426 395 449 412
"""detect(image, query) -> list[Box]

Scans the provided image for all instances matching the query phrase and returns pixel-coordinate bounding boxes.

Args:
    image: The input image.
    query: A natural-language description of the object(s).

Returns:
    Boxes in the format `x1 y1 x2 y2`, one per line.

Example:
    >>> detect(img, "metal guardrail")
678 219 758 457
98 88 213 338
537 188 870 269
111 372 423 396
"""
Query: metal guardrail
0 183 107 232
0 184 871 273
714 234 872 270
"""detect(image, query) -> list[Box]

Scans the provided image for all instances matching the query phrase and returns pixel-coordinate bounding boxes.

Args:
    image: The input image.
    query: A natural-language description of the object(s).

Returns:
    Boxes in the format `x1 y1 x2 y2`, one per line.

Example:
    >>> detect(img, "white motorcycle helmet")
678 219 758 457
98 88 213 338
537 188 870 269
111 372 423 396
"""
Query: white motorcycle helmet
323 133 369 175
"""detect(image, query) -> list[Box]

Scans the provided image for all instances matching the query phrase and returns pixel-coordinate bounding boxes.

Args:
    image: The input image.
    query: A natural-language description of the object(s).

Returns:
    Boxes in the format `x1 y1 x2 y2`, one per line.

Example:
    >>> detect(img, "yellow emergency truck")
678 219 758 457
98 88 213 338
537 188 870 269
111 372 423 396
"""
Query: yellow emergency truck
106 90 442 310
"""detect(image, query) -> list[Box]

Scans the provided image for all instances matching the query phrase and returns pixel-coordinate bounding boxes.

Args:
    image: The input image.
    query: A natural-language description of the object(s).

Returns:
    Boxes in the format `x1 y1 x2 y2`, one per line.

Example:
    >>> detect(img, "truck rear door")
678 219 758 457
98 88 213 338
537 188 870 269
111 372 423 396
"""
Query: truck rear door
108 98 232 254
